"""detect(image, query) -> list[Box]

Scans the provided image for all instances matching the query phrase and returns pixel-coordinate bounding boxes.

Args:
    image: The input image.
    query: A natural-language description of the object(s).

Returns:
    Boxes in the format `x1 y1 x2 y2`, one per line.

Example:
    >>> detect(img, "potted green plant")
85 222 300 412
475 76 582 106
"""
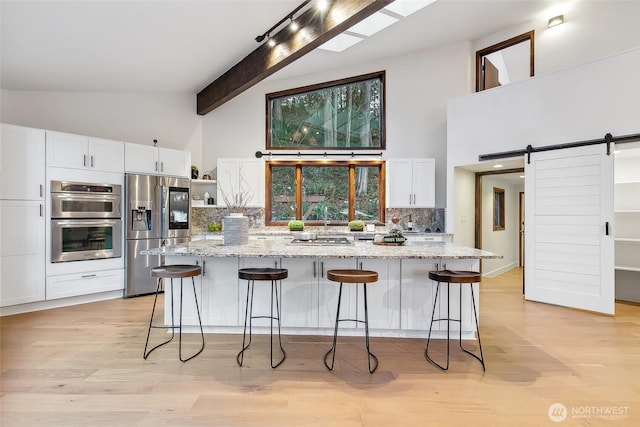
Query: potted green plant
191 165 199 180
348 220 365 231
288 220 305 231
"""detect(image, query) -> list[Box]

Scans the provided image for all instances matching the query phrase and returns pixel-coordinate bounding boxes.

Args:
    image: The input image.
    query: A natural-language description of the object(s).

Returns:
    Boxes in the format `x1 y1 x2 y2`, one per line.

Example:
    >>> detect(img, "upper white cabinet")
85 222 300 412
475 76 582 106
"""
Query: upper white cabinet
124 143 190 177
46 131 124 173
387 158 435 208
0 124 45 200
216 158 264 208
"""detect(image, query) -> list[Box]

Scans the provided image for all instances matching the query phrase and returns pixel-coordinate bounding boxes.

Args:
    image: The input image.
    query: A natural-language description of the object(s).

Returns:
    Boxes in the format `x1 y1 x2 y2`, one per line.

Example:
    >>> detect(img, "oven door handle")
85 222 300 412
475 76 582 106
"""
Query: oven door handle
51 219 121 227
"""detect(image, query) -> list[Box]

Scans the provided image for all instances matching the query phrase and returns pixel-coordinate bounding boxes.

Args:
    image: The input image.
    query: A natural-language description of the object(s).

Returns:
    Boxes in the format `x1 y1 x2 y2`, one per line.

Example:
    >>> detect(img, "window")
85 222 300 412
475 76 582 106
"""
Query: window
266 160 385 225
266 71 385 150
476 31 534 92
493 187 505 231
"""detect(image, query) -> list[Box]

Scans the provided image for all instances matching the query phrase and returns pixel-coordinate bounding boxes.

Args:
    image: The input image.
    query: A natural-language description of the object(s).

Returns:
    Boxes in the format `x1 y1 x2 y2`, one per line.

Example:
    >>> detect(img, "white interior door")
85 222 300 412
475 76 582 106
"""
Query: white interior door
524 144 614 314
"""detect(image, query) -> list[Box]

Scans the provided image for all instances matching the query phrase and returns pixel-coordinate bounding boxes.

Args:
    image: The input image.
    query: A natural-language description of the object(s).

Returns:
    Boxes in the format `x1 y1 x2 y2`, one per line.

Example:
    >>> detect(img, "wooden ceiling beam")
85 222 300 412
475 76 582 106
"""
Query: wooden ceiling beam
196 0 394 115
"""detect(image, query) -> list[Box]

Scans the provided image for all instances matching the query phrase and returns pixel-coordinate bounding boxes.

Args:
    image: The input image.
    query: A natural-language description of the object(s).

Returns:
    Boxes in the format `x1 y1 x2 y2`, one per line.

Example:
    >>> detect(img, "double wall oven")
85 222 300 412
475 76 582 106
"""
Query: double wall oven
50 181 122 263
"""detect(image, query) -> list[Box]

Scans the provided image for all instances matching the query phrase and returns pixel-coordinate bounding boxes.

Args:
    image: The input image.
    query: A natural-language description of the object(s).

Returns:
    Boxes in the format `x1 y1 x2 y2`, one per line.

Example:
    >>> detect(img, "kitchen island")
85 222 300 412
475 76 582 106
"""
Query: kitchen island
142 239 500 339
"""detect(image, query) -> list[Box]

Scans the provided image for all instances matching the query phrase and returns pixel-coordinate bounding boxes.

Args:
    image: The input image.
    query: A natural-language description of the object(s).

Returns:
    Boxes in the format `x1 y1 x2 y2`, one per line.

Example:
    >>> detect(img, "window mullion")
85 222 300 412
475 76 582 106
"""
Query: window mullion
296 165 303 220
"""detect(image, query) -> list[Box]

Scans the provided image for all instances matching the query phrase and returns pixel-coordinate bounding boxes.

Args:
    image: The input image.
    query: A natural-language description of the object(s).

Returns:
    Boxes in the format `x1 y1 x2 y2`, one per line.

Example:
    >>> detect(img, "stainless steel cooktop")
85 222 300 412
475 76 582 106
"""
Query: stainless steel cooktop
288 236 353 246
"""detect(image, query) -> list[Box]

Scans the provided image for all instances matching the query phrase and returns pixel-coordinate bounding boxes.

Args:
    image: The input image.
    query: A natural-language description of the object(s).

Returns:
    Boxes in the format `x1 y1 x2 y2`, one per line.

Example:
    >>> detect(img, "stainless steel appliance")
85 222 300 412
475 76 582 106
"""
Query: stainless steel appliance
50 181 123 263
124 173 190 297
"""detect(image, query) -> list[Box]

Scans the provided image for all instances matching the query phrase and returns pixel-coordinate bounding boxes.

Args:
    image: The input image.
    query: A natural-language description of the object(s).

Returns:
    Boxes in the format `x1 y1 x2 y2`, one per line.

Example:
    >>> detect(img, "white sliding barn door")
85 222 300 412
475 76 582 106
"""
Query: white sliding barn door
524 144 614 314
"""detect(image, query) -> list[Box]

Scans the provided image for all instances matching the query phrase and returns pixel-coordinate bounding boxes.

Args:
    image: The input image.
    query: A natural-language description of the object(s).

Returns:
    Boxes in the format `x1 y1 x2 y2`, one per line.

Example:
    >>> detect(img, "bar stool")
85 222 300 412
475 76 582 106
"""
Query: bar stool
143 264 204 362
425 270 485 371
324 269 379 373
237 267 288 368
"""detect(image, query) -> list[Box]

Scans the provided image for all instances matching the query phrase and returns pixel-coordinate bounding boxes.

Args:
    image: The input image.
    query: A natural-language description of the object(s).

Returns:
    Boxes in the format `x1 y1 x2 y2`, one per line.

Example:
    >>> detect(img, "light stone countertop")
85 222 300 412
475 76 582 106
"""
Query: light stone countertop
143 239 501 260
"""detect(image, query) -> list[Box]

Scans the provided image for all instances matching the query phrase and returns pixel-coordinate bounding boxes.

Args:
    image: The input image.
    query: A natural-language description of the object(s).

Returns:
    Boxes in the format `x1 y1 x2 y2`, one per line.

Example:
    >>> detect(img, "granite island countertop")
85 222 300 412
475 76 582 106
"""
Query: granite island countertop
143 239 501 260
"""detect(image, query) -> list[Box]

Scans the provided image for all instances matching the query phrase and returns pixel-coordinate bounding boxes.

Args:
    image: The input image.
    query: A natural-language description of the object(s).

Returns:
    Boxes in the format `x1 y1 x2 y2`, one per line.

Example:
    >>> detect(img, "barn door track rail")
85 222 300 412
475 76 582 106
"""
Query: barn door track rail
479 132 640 164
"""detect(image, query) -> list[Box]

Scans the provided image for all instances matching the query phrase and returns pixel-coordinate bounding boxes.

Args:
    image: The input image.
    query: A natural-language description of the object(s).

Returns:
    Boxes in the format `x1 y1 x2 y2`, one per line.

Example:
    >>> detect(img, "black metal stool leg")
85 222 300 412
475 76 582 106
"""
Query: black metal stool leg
323 282 343 371
459 284 485 370
237 279 254 366
425 280 451 370
178 276 205 362
144 278 176 359
363 283 378 373
270 278 286 368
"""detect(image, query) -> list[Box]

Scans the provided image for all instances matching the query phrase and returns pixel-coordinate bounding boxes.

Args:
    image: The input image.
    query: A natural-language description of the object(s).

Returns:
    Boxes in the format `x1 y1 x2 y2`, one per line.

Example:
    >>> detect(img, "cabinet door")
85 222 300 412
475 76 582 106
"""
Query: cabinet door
412 158 435 207
0 124 45 200
162 256 202 326
216 158 239 207
280 258 319 328
238 258 281 327
400 258 440 331
158 147 190 177
0 200 46 306
318 258 357 328
200 257 239 326
46 131 89 169
358 259 401 330
89 137 124 173
124 142 158 174
387 159 414 207
239 159 264 207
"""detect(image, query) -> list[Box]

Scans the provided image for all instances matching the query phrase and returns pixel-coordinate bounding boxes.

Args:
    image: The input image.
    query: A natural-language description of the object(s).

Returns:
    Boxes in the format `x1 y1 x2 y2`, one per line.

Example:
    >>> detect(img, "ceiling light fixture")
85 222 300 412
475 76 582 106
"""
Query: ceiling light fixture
254 0 312 44
548 14 565 28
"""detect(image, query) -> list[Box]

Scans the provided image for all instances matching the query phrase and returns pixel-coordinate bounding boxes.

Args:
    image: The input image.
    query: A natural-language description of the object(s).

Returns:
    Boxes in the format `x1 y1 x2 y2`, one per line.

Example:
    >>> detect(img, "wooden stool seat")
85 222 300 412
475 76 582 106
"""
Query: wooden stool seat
324 269 379 373
237 267 288 368
425 269 485 371
327 269 378 284
428 270 481 284
144 264 204 362
151 264 202 279
238 267 288 281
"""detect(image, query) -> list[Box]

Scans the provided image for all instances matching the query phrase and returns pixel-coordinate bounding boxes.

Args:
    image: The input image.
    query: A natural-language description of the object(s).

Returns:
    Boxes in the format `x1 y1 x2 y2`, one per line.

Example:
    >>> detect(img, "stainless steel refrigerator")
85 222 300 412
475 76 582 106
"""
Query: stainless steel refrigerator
124 173 190 297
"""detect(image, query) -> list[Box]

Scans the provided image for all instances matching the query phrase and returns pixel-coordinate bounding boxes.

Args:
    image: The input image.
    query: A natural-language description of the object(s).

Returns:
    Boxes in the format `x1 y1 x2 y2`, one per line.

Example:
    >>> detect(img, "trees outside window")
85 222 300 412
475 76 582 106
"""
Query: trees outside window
266 160 385 225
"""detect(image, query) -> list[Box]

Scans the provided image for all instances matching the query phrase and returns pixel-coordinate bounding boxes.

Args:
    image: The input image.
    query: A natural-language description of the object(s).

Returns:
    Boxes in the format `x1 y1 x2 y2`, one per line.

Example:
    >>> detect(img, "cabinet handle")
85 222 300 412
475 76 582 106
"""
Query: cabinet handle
359 262 363 270
313 261 317 278
81 274 97 279
83 154 87 167
605 222 609 236
160 161 164 172
409 194 412 205
202 260 206 276
40 204 43 217
155 161 158 172
90 155 94 168
321 261 324 278
39 184 43 198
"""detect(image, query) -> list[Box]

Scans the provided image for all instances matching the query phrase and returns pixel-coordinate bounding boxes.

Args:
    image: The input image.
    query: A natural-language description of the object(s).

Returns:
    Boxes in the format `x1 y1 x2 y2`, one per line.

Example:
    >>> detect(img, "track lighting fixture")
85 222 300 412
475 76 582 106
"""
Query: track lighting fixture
254 0 312 44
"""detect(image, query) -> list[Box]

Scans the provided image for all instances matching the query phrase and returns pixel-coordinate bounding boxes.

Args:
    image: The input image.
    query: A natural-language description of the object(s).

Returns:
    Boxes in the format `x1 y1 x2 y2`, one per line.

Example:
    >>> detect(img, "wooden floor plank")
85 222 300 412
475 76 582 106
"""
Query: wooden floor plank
1 268 639 426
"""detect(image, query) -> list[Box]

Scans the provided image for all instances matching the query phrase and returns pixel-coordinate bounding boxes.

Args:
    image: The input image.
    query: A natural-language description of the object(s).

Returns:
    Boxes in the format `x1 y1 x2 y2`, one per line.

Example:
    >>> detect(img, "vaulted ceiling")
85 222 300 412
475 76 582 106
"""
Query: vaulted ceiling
1 0 559 110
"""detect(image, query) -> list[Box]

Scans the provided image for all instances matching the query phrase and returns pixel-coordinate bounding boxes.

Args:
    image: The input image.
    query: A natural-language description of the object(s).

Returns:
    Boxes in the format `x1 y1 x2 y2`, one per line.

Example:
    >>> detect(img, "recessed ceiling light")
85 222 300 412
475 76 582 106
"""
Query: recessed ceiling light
548 14 565 28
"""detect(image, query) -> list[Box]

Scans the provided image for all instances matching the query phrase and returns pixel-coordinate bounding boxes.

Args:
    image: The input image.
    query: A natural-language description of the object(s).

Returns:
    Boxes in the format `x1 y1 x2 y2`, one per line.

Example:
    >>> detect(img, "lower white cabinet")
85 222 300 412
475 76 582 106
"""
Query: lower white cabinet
201 257 239 326
163 257 203 326
358 259 401 330
46 268 124 300
317 258 358 328
280 258 319 328
0 200 46 307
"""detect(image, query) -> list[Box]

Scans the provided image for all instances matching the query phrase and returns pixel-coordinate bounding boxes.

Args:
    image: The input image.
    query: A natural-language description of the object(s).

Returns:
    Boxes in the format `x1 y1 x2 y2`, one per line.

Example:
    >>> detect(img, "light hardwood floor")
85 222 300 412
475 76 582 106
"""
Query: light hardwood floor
1 268 638 426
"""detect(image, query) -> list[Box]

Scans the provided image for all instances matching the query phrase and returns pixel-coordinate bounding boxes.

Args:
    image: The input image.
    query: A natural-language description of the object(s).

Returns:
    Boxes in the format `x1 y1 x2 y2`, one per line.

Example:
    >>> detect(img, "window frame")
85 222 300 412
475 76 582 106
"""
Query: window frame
265 160 386 226
266 71 386 150
493 187 506 231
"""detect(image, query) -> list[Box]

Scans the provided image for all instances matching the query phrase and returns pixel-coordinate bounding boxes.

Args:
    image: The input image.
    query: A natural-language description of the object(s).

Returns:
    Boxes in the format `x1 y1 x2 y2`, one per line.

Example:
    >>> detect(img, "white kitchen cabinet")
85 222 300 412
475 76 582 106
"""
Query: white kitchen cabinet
0 124 46 200
400 258 478 335
46 268 124 300
280 258 319 328
217 158 264 208
0 200 46 307
614 147 640 302
124 142 191 177
46 131 124 173
357 259 401 330
161 257 203 326
317 258 358 328
387 158 435 207
238 257 281 327
200 257 239 326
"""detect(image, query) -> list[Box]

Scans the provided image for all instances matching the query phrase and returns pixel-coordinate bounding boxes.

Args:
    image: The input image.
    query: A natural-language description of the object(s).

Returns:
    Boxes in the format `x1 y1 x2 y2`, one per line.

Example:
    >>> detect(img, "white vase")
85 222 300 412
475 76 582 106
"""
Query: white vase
223 214 249 245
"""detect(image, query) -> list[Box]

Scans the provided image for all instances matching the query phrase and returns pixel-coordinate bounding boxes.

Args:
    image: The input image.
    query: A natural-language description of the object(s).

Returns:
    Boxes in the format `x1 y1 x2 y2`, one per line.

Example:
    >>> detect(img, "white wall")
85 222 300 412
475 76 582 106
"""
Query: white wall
0 90 204 168
202 41 472 208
